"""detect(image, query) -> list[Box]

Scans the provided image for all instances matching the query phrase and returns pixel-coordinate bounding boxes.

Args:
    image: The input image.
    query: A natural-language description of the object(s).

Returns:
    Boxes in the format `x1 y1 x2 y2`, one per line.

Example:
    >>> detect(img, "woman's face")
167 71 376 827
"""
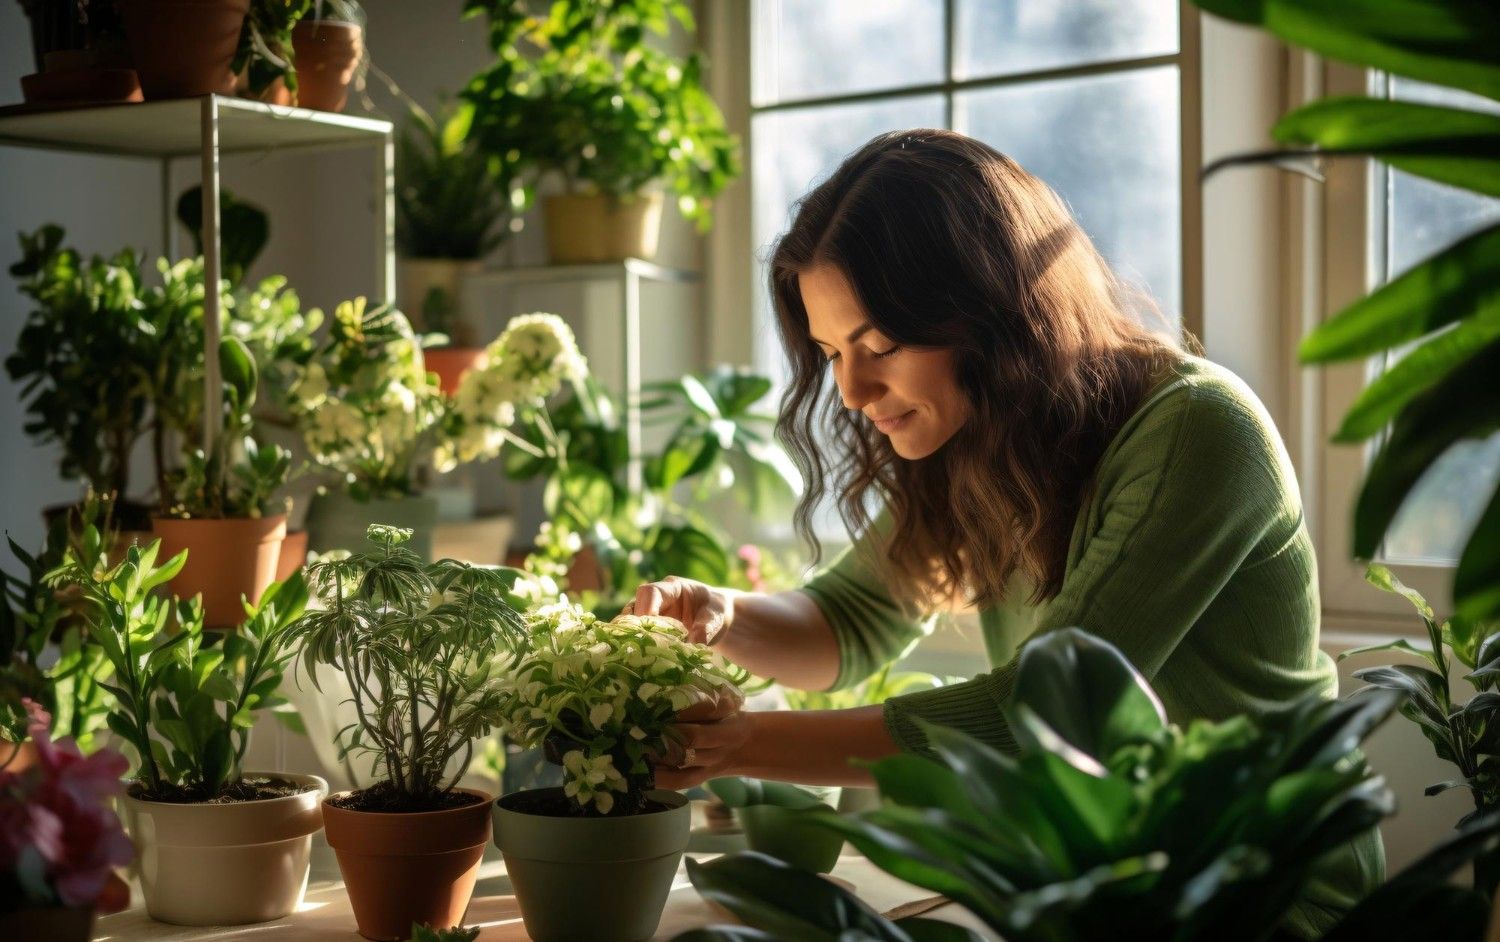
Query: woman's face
800 263 969 459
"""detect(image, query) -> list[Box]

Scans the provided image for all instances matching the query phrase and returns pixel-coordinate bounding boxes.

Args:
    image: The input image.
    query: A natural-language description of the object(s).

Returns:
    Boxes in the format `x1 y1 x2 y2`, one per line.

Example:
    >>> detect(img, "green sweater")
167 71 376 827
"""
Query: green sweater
800 355 1383 938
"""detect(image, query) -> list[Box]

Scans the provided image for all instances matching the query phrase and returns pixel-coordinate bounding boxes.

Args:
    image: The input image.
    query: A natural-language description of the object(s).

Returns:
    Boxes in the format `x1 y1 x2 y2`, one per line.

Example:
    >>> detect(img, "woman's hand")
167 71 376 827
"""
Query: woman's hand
655 685 751 790
625 576 735 645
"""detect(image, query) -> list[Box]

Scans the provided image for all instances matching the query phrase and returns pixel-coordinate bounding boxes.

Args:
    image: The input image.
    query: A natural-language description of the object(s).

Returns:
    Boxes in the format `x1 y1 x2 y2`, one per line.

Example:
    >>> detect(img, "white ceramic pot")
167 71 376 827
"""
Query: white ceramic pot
121 772 328 925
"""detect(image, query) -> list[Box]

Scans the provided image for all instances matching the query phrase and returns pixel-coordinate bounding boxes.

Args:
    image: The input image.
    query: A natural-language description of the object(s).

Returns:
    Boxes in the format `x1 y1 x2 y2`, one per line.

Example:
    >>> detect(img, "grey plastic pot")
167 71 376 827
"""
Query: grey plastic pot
735 801 845 874
493 787 690 942
304 491 437 560
120 772 327 925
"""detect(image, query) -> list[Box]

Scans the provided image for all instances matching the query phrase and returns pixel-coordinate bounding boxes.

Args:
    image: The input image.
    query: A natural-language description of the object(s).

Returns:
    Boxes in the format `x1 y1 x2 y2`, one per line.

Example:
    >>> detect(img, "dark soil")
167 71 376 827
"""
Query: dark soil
500 786 674 819
129 775 315 805
327 781 486 814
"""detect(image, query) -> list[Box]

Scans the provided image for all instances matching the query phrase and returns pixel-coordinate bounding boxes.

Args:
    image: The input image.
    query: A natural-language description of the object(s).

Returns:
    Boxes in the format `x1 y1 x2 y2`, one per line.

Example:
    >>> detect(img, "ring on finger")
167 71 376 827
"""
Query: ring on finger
682 746 697 768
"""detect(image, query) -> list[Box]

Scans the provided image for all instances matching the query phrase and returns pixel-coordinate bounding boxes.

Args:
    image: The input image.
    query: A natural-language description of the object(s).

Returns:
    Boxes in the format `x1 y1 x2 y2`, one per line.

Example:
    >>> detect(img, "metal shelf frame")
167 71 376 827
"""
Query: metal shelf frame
0 94 395 456
470 259 700 492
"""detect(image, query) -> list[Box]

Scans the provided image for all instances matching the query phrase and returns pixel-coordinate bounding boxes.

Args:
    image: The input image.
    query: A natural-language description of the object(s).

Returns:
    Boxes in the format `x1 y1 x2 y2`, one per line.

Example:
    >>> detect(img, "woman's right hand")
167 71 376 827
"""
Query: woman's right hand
624 576 735 645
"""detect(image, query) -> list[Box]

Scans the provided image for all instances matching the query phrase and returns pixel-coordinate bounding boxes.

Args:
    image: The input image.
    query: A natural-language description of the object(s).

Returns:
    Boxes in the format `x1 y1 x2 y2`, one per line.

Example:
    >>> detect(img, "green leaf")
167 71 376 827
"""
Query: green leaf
679 374 722 419
1273 97 1500 197
892 917 986 942
219 335 259 415
1334 301 1500 441
1193 0 1500 101
1353 342 1500 558
1300 223 1500 362
684 853 908 942
1455 485 1500 621
647 524 729 585
1008 627 1167 760
543 464 615 530
705 776 826 809
1338 637 1442 674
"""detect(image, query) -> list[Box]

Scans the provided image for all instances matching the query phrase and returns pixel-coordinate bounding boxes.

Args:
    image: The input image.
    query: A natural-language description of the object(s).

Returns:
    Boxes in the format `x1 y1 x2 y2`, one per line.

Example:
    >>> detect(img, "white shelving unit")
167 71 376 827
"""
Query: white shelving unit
468 258 700 493
0 94 395 452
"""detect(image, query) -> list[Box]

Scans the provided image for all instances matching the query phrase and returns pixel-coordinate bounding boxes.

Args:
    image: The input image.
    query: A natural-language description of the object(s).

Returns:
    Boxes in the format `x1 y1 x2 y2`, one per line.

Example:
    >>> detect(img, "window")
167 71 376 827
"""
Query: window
748 0 1191 379
1370 77 1500 567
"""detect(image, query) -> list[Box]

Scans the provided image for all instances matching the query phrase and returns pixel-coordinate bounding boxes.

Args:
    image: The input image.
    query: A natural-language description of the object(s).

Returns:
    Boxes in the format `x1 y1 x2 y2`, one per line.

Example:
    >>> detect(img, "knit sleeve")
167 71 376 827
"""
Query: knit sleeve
883 380 1293 756
798 513 934 691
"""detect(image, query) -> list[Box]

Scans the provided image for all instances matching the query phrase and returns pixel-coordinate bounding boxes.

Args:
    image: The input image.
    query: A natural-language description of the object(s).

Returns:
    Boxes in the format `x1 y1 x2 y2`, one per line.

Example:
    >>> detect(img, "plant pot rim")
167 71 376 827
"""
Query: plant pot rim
324 786 494 819
151 511 289 524
123 771 327 808
495 786 687 818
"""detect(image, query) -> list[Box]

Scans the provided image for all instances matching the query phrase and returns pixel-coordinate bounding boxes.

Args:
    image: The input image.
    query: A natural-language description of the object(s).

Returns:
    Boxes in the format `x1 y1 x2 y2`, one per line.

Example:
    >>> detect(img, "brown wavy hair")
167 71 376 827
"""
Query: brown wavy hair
771 129 1179 609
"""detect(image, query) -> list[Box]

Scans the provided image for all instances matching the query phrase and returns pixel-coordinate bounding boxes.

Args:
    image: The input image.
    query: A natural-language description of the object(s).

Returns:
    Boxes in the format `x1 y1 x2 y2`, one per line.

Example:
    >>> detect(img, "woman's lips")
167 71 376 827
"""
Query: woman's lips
871 409 916 434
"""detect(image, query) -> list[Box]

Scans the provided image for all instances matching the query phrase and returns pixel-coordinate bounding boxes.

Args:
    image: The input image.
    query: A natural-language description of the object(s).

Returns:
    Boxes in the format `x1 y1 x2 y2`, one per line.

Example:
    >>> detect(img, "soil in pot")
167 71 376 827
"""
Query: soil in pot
127 773 315 804
493 786 690 942
121 770 328 926
117 0 249 99
322 786 493 941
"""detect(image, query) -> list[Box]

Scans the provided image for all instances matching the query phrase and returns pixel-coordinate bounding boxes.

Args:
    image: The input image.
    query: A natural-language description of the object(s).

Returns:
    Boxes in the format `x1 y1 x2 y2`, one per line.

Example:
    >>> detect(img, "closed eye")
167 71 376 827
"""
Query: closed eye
873 345 901 359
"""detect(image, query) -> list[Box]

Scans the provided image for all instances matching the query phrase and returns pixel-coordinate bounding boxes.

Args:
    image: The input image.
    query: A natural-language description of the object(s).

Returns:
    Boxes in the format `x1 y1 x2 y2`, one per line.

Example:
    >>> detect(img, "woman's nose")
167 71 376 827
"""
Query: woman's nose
837 364 881 411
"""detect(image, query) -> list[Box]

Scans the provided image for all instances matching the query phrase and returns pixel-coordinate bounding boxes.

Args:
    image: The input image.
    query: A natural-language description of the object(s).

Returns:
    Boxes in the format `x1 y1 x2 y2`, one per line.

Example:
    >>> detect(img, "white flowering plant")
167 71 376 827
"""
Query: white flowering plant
436 312 588 472
496 603 747 816
289 302 586 500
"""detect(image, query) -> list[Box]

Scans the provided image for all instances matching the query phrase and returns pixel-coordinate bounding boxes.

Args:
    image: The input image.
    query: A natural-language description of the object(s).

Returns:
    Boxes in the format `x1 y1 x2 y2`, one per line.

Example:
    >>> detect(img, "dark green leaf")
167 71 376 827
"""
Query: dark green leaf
684 853 909 942
1455 485 1500 621
1300 223 1500 362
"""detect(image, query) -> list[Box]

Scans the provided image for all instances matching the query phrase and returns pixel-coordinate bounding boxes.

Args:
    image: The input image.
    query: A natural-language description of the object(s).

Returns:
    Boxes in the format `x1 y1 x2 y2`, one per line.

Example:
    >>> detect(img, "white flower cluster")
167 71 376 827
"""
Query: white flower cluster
436 313 589 472
289 299 441 492
495 603 744 814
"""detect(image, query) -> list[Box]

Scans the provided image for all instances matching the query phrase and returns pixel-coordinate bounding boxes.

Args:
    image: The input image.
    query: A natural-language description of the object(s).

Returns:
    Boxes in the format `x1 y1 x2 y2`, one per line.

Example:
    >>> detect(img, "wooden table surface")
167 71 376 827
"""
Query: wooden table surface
95 831 996 941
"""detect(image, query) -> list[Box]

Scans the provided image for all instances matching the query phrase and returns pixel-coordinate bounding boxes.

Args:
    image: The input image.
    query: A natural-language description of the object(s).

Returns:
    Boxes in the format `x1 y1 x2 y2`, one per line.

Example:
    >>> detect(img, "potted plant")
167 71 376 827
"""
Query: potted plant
291 0 365 112
52 536 325 925
1 496 117 772
285 524 527 941
7 226 155 536
703 777 844 874
17 0 138 104
677 628 1412 942
491 603 747 941
152 334 292 628
463 0 741 263
116 0 250 99
0 700 133 942
396 99 515 393
292 303 570 559
233 0 310 104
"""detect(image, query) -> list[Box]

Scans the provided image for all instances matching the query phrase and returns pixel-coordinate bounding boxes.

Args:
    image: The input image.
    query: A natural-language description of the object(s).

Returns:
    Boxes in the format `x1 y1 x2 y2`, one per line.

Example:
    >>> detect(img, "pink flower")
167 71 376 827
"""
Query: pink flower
0 699 133 909
736 544 766 593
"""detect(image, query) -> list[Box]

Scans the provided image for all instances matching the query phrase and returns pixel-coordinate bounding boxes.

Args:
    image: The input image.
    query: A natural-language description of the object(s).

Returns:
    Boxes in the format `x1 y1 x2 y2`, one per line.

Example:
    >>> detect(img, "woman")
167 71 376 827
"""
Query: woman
628 129 1381 936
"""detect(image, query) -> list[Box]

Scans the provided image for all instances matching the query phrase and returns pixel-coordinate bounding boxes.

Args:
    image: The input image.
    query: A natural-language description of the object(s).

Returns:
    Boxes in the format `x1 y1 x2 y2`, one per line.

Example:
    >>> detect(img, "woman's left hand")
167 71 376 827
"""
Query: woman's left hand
656 686 752 790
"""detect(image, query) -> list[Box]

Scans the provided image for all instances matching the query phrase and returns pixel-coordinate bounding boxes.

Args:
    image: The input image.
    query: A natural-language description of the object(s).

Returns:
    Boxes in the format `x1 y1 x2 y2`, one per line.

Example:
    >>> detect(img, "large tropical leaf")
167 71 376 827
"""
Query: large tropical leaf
1352 342 1500 556
1007 627 1166 761
1273 97 1500 197
1300 223 1500 362
1192 0 1500 101
1456 487 1500 620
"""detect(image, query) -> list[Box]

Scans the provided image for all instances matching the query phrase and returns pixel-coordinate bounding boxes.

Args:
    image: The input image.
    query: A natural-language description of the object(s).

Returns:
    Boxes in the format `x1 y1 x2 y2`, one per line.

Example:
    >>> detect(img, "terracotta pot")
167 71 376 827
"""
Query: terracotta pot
121 772 327 925
276 528 309 582
291 19 362 113
19 0 90 72
20 67 142 103
322 789 493 941
543 191 663 264
493 788 690 941
424 347 486 395
150 513 287 629
0 739 38 773
253 76 293 106
117 0 249 100
0 906 94 942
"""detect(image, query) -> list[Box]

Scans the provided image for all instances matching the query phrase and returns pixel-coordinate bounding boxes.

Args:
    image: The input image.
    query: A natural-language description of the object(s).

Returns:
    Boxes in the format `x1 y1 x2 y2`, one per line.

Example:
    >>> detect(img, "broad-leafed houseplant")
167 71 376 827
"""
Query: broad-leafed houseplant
679 628 1410 942
1341 563 1500 894
51 533 324 926
490 601 746 941
286 524 526 940
462 0 741 262
6 225 155 533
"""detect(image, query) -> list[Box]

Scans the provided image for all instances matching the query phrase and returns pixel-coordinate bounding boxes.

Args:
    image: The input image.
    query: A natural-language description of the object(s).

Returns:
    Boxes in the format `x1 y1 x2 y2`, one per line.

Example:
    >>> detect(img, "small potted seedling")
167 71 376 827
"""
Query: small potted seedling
286 524 527 941
52 533 323 925
491 604 747 941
